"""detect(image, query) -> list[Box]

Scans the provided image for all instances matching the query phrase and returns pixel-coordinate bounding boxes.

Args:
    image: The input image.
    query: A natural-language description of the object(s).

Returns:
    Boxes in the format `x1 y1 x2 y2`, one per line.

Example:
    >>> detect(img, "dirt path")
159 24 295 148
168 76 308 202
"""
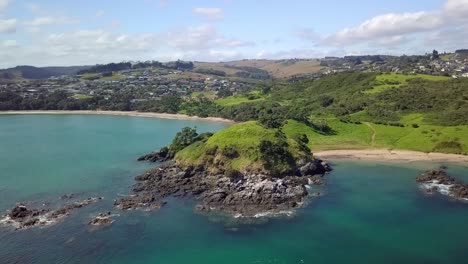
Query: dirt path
364 122 377 147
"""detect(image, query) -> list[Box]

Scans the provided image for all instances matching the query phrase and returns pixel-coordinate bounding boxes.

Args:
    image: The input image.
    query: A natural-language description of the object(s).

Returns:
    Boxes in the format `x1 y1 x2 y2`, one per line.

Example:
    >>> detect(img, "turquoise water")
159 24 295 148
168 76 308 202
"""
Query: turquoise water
1 115 468 264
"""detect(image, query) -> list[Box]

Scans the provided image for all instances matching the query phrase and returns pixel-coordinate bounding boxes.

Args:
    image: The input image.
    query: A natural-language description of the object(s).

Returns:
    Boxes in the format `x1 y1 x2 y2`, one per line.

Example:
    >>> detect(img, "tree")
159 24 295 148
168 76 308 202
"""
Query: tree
432 50 440 60
169 127 199 154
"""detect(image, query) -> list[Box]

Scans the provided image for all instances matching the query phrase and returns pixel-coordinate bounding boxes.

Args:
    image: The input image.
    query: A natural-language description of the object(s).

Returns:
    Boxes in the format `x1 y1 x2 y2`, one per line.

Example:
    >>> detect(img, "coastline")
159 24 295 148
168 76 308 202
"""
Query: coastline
0 110 236 124
315 149 468 164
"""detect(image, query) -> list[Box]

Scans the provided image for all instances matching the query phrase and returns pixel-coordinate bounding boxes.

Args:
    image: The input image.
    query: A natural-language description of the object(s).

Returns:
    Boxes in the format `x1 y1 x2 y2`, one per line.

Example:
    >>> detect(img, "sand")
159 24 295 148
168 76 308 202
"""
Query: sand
0 110 235 124
315 149 468 164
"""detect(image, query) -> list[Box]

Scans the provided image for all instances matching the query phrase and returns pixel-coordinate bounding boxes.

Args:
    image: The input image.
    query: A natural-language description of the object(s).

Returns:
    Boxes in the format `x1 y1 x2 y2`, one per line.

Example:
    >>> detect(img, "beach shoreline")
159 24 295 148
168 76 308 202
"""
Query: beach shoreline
315 149 468 164
0 110 236 124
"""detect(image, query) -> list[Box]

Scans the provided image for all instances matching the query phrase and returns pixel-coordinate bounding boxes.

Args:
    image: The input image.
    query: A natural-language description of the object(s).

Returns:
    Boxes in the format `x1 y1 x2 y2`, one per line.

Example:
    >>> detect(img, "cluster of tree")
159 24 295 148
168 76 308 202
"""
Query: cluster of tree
163 60 194 70
78 60 195 75
455 49 468 54
78 62 133 75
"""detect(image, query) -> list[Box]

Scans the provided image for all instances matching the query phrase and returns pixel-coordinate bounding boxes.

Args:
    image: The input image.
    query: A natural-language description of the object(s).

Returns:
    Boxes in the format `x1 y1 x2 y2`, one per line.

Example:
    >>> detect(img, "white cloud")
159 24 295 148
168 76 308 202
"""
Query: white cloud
323 11 442 45
167 25 253 50
2 39 17 47
444 0 468 20
0 18 16 33
296 0 468 53
0 24 255 67
0 0 11 12
24 16 77 27
193 7 224 21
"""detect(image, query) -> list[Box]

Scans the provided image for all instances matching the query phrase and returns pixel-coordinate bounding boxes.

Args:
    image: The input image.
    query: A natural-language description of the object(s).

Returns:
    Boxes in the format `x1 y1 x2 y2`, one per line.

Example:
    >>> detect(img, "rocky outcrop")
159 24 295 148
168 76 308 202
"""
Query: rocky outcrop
1 197 103 230
137 147 171 163
88 212 115 228
417 167 468 200
116 160 330 217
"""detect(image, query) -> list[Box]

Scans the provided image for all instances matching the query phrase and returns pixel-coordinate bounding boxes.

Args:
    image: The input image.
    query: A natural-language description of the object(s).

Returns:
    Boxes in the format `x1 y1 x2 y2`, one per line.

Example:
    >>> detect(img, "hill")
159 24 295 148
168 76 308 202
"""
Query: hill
195 59 323 79
0 65 91 80
207 72 468 154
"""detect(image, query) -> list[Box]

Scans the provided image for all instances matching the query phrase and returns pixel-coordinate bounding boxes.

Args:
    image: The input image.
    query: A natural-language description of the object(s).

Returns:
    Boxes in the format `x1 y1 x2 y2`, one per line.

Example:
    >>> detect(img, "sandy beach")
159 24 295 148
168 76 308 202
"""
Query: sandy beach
315 149 468 164
0 110 236 124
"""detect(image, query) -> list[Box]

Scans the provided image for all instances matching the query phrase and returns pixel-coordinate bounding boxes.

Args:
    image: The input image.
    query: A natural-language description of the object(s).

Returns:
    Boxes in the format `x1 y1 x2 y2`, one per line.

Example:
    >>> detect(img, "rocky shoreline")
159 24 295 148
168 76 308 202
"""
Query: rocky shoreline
117 150 332 217
416 167 468 200
0 196 103 230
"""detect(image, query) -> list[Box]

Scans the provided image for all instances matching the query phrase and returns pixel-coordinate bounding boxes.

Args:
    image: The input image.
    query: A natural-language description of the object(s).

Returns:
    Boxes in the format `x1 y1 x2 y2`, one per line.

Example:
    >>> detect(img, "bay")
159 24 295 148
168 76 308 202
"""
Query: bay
1 115 468 264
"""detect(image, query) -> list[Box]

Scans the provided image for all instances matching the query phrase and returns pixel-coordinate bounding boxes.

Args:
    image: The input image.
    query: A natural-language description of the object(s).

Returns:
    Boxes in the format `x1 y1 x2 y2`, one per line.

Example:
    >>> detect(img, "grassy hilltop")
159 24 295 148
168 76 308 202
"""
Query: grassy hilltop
173 122 314 176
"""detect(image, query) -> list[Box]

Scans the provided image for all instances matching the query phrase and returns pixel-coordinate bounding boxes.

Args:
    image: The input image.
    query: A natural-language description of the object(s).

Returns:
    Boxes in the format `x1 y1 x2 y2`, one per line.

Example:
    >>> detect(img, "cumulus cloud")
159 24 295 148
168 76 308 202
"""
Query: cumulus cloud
193 7 224 21
0 18 16 33
322 11 442 45
166 25 253 50
0 24 253 67
296 0 468 53
444 0 468 20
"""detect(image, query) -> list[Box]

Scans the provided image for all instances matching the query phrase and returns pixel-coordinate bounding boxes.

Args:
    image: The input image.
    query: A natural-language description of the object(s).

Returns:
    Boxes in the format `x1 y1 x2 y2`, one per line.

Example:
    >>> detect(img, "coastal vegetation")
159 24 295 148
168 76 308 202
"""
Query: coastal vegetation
1 72 467 154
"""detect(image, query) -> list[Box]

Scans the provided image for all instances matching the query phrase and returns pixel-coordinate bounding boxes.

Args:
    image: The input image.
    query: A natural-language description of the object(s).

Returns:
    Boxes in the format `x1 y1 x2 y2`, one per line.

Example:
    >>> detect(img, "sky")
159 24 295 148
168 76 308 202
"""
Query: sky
0 0 468 67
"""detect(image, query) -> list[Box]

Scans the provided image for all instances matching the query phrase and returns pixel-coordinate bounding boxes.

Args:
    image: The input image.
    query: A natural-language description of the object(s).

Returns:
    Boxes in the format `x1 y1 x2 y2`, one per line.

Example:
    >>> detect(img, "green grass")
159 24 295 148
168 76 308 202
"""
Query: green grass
176 121 277 171
73 94 93 99
80 73 101 81
282 118 468 154
282 119 373 151
364 73 450 94
176 121 309 172
101 72 123 81
215 91 266 106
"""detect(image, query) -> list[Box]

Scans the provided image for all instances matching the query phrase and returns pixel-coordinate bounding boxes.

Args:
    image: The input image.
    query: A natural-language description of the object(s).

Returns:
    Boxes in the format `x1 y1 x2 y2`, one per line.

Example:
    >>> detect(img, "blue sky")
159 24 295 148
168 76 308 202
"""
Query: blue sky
0 0 467 67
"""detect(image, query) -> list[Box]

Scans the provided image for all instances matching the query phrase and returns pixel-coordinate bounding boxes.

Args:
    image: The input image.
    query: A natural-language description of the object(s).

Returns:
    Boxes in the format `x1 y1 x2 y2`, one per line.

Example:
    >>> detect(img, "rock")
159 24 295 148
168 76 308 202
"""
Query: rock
1 197 103 230
299 159 330 176
137 147 171 163
119 155 332 218
417 167 468 201
89 212 114 227
8 205 34 219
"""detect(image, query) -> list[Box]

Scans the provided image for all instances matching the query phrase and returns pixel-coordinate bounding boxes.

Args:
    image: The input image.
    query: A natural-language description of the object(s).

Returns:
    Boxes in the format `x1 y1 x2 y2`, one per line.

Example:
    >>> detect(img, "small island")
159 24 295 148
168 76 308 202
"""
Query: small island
117 121 331 217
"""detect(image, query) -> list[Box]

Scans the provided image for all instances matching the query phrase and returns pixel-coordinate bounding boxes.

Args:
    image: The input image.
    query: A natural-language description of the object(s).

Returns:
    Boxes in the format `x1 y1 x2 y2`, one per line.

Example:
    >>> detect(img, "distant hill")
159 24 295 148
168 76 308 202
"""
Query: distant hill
0 65 92 80
195 59 323 79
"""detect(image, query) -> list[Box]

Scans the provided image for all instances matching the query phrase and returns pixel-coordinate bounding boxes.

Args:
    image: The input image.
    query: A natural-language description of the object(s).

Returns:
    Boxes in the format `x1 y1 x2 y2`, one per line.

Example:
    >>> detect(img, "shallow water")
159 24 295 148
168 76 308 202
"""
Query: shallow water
1 115 468 264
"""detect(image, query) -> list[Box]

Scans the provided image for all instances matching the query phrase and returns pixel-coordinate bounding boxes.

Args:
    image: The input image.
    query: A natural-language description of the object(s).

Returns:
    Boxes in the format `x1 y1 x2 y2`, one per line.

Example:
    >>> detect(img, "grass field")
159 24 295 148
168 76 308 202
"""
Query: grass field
364 73 451 94
282 118 468 154
215 91 266 106
72 94 93 99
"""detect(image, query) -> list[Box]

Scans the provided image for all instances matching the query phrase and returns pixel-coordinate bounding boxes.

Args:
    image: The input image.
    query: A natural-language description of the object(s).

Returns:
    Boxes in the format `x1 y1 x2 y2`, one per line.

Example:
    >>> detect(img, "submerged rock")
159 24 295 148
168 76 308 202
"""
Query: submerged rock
88 212 115 227
417 167 468 201
1 197 103 230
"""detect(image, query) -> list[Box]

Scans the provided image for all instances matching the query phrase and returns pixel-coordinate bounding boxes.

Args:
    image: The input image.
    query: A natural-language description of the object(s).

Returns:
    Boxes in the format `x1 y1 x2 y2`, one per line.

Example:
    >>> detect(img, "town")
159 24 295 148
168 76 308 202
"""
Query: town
1 50 468 110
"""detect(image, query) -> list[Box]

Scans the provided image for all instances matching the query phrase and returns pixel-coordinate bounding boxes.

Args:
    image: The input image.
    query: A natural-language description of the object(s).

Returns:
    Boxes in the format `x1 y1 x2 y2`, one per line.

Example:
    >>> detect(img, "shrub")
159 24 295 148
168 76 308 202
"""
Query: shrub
222 145 239 158
412 124 419 128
